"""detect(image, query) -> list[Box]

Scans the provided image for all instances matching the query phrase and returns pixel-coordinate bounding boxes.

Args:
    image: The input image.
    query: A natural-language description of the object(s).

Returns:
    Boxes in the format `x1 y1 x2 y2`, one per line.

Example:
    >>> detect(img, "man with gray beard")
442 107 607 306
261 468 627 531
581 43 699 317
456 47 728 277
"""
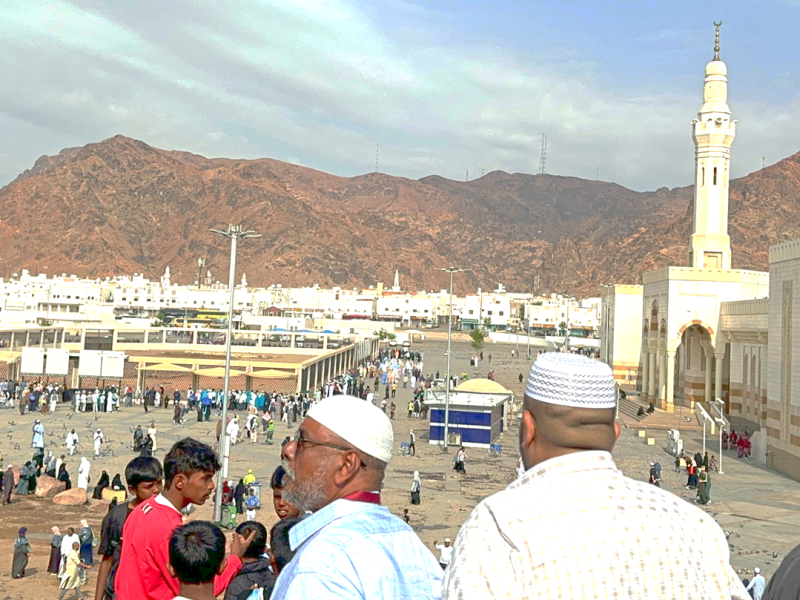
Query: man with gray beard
271 395 442 600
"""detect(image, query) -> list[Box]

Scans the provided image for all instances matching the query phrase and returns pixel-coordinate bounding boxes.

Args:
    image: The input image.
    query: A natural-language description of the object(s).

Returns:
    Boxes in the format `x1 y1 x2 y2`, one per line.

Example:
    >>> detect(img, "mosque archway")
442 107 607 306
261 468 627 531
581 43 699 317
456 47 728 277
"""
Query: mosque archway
675 323 718 407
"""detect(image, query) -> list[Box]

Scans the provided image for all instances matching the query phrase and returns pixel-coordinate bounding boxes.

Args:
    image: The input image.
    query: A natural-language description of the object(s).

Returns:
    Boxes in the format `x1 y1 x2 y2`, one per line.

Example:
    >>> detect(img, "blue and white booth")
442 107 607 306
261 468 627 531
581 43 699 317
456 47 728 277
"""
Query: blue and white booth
425 379 514 448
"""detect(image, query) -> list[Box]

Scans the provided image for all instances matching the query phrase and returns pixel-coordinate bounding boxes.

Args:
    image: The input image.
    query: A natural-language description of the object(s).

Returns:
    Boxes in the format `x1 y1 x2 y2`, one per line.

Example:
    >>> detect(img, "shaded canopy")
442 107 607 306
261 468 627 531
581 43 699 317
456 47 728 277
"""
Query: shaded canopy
138 363 191 372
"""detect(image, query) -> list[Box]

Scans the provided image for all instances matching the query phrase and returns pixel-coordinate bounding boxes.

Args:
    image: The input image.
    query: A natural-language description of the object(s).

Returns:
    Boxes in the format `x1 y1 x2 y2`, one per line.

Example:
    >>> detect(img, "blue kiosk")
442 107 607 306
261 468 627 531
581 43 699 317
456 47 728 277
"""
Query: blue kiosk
425 379 514 448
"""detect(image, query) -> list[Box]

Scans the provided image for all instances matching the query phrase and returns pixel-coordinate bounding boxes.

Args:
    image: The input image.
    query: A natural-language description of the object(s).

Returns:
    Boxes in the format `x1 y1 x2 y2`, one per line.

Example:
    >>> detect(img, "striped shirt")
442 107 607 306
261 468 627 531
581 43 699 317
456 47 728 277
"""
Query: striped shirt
443 451 748 600
272 498 442 600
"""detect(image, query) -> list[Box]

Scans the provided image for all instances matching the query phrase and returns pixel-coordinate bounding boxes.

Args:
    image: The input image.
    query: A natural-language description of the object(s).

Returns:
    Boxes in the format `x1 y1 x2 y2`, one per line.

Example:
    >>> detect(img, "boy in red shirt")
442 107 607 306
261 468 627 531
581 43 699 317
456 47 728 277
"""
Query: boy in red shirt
115 438 253 600
95 456 164 600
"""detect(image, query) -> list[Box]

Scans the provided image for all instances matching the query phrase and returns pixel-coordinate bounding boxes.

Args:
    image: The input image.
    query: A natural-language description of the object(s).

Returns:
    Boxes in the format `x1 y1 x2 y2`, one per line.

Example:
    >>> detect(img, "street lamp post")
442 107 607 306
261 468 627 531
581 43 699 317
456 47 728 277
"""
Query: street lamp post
210 225 261 523
526 274 539 360
436 267 470 452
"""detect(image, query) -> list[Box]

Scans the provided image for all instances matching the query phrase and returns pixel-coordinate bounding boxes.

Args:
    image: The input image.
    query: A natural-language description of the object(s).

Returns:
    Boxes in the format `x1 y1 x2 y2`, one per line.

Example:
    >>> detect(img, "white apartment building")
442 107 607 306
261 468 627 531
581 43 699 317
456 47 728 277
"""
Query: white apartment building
524 294 599 336
376 294 440 324
458 292 511 331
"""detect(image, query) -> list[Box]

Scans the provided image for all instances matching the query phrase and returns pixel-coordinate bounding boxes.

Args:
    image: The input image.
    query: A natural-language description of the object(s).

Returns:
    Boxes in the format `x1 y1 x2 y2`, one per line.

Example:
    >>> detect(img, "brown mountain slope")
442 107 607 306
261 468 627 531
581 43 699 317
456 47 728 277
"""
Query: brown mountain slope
1 135 799 295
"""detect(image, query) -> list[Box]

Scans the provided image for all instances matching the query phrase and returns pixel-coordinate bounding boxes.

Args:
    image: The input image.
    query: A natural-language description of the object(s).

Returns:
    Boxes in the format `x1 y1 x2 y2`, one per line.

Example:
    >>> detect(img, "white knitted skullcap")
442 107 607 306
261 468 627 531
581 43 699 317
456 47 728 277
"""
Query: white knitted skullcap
526 353 616 409
307 395 393 463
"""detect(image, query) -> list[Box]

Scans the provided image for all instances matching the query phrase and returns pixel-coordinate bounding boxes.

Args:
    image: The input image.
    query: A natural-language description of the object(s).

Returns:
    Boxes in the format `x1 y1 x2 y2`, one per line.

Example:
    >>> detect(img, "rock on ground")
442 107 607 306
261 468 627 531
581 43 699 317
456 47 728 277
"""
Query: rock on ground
35 475 66 498
53 487 87 505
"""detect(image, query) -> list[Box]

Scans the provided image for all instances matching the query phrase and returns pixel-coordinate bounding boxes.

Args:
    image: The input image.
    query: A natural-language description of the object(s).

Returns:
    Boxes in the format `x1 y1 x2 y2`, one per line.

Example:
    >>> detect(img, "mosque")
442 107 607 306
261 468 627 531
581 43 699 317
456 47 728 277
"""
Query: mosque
600 24 800 481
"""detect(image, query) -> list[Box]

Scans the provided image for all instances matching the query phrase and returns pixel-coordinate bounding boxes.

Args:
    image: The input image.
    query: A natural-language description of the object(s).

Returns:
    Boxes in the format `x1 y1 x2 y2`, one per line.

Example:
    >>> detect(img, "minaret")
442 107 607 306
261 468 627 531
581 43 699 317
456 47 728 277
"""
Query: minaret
392 269 400 292
689 21 736 270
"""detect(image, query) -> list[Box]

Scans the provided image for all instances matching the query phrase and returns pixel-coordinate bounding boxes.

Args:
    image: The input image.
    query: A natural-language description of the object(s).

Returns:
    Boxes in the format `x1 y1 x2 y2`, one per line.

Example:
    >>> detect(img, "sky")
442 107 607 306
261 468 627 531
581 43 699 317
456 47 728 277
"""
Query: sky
1 0 799 191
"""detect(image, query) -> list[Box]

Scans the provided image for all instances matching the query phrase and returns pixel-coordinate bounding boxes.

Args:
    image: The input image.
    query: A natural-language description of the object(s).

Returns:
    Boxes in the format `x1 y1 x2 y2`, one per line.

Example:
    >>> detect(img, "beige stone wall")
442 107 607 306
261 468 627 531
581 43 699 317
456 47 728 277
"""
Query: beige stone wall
600 285 643 388
765 239 800 480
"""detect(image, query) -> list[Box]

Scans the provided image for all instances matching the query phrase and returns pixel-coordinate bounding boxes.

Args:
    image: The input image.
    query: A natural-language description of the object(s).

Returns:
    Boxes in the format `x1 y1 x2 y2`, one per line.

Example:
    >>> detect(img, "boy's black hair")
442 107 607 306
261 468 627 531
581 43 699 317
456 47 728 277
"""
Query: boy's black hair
169 521 226 585
270 465 288 490
270 517 301 573
164 438 221 486
235 521 267 559
125 456 164 489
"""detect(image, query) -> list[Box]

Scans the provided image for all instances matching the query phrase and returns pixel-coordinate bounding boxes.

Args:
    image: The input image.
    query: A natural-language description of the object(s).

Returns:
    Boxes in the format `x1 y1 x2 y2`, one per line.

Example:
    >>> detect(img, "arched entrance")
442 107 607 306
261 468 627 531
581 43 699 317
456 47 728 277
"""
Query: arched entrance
676 322 717 407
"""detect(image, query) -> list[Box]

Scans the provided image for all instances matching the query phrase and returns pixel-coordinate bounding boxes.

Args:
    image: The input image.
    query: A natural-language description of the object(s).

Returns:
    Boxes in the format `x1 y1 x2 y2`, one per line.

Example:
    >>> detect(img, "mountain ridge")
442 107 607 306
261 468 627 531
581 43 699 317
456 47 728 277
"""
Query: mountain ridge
2 134 799 295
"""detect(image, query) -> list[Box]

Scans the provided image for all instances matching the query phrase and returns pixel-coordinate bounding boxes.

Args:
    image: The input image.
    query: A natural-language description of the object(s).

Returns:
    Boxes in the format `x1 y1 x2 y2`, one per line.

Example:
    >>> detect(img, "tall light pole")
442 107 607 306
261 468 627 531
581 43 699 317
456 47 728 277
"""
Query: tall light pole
563 292 574 349
210 225 261 523
527 274 539 360
436 267 470 452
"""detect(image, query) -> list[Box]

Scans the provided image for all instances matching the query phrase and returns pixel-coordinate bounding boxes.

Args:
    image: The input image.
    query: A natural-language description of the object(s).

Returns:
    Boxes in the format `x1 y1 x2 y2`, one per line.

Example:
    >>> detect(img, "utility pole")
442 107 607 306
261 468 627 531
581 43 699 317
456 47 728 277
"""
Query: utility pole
436 267 470 452
209 225 261 524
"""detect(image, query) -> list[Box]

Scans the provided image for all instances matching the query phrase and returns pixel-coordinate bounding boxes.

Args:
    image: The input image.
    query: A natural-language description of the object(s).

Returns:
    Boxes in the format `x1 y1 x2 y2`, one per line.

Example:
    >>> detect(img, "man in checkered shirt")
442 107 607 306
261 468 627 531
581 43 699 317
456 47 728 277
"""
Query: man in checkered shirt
443 353 748 599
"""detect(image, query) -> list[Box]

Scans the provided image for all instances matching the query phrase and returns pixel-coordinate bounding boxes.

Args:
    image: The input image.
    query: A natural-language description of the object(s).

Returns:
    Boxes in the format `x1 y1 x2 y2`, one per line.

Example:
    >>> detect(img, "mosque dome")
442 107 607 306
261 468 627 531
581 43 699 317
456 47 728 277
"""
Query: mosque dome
705 60 727 77
454 378 512 394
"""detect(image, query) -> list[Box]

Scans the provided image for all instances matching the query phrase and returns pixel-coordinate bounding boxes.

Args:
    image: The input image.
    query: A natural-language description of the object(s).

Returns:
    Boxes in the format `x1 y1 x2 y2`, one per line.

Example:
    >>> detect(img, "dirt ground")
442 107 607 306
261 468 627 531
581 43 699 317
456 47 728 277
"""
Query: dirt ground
0 337 542 599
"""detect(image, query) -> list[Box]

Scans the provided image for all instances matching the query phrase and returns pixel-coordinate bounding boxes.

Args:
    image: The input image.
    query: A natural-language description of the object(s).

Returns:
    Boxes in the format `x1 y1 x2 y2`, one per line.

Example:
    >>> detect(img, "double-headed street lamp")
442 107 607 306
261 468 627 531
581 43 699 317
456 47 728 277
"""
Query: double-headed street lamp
210 225 261 523
436 267 470 452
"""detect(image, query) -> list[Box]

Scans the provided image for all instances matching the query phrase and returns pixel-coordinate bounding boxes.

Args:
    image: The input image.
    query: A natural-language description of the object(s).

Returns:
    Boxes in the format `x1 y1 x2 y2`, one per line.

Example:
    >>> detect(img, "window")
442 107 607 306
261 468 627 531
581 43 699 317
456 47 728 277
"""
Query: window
701 167 705 186
468 310 474 315
488 310 493 315
499 311 504 316
713 167 717 185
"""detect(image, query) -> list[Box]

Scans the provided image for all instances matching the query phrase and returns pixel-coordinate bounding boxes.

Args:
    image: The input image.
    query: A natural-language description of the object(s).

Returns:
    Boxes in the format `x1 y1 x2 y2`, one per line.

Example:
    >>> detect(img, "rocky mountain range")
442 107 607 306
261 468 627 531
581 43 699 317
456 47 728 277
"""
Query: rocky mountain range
3 135 800 296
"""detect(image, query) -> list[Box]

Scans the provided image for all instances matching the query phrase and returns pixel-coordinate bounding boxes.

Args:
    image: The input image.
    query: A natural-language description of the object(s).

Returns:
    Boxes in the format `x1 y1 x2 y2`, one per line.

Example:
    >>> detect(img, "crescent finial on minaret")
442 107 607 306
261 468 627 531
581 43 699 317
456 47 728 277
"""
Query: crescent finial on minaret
713 21 722 60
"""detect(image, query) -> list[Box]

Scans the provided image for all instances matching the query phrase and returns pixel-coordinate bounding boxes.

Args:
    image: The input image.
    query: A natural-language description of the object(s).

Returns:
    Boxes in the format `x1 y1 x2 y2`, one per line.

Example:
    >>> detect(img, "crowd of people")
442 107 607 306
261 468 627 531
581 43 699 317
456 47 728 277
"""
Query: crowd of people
724 427 753 459
6 346 796 599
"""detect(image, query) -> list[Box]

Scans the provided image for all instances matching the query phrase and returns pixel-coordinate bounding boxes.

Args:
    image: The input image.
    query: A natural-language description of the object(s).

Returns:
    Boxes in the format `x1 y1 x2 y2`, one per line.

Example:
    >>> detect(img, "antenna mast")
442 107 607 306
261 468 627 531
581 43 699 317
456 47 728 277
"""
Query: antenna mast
539 133 548 175
375 143 379 173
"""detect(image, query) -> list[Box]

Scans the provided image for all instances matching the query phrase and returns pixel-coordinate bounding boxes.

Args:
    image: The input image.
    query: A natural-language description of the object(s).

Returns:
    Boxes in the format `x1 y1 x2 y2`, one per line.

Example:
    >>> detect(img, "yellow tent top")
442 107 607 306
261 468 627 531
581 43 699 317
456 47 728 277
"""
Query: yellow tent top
248 369 294 379
138 363 191 372
454 378 512 395
193 367 246 378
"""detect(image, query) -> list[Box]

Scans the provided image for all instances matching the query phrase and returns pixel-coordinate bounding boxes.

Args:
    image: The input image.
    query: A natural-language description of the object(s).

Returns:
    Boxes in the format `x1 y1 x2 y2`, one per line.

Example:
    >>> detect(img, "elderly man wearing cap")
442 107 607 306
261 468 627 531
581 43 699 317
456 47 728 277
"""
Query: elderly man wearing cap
443 353 748 599
272 394 442 600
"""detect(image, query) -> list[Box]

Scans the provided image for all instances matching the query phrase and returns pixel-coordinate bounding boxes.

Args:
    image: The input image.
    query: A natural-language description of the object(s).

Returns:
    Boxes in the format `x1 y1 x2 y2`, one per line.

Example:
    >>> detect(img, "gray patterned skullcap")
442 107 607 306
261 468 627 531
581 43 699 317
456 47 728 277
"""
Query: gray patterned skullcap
525 353 616 409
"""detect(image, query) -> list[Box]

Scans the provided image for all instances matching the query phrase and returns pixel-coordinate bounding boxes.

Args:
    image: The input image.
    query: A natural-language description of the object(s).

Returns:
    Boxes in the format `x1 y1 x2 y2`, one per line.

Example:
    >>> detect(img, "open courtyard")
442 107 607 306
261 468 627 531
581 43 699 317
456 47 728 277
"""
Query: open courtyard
0 338 797 598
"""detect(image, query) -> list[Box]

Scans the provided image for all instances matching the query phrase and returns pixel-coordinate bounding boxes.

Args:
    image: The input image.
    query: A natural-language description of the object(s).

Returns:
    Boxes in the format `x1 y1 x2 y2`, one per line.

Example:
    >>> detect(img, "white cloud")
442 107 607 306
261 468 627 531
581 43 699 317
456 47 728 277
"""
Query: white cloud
0 0 798 191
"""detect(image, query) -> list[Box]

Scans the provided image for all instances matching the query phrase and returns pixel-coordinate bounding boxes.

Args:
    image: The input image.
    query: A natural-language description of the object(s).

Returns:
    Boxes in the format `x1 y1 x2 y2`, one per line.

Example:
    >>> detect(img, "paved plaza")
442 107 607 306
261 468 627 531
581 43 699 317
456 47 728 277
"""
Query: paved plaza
0 338 797 598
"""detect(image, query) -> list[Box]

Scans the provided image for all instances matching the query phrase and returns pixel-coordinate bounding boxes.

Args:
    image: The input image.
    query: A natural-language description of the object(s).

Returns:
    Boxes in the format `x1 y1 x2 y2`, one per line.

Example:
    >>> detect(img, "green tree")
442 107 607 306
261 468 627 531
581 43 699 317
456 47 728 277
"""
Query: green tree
483 316 492 331
376 328 397 341
470 327 485 351
558 321 568 336
151 311 167 327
